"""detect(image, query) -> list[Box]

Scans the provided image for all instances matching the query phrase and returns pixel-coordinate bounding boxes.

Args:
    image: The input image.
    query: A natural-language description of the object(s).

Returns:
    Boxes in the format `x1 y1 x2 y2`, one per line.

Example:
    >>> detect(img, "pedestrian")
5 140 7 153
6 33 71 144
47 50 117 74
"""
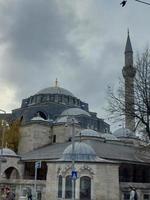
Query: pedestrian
129 186 138 200
5 187 15 200
27 193 32 200
1 187 6 200
27 188 32 200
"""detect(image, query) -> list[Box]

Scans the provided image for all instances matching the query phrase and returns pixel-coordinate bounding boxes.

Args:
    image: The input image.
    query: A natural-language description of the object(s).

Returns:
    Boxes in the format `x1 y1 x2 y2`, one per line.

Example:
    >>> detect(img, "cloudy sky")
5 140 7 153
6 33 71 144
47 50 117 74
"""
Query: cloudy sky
0 0 150 129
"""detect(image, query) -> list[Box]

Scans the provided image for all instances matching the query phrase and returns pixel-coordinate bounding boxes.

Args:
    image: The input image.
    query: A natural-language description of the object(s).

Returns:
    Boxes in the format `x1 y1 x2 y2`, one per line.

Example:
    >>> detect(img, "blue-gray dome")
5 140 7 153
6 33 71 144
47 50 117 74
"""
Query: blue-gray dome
62 142 97 161
56 116 79 124
36 86 74 97
79 129 100 137
61 108 91 117
101 133 118 141
113 128 134 138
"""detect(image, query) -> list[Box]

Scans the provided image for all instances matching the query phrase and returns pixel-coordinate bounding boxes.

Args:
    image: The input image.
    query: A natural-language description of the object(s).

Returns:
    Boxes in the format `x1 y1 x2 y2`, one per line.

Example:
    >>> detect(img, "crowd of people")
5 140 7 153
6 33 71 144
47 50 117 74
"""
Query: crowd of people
1 185 137 200
1 187 15 200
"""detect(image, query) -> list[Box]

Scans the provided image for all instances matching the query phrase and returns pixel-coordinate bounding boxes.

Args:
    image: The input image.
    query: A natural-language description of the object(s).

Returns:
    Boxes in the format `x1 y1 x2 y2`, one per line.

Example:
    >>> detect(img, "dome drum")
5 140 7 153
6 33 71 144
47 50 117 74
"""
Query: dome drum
21 94 88 110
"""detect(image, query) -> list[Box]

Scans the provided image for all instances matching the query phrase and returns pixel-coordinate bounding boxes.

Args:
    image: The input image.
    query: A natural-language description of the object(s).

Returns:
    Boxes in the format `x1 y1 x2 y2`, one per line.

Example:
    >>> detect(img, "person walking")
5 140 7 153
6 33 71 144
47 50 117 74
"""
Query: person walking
129 186 138 200
5 187 15 200
1 187 6 200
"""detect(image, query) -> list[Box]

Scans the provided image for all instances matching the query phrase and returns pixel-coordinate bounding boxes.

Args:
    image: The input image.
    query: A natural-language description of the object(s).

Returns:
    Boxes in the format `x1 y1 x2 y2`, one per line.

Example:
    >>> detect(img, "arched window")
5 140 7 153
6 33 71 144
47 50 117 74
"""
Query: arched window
65 175 72 199
4 167 20 179
58 175 62 198
36 111 47 120
80 176 91 200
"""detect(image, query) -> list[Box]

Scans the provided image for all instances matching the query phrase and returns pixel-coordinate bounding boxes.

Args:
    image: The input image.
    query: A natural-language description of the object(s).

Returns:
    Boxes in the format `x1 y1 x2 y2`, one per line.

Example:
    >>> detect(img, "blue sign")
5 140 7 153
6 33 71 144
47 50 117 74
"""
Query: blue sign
71 171 77 179
35 161 41 169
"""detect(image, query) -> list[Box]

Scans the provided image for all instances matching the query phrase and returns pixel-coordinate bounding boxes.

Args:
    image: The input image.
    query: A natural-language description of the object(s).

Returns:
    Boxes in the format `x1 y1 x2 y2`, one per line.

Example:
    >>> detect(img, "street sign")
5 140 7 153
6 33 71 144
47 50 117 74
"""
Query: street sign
71 170 77 179
35 161 41 169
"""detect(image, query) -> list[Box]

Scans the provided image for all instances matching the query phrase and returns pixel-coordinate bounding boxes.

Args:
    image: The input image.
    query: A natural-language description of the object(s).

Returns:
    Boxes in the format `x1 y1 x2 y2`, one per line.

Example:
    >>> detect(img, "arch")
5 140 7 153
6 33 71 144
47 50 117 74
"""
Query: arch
58 175 62 198
20 116 24 123
3 167 20 179
65 175 72 199
80 176 91 200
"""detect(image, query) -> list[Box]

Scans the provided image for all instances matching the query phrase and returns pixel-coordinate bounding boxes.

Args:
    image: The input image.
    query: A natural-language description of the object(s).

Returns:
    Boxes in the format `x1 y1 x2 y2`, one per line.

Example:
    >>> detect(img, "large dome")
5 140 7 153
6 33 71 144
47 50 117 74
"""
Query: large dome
36 86 75 97
62 142 97 161
61 108 91 117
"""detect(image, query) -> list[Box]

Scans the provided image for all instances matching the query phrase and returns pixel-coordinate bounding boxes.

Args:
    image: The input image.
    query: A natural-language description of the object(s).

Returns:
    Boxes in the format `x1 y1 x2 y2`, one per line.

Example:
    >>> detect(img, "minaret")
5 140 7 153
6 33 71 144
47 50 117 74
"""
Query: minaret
122 31 136 131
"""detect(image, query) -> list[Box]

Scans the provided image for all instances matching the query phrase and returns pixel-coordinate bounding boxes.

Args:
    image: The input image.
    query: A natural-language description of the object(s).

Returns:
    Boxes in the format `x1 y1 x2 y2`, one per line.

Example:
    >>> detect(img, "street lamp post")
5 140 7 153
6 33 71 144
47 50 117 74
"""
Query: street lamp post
0 109 6 178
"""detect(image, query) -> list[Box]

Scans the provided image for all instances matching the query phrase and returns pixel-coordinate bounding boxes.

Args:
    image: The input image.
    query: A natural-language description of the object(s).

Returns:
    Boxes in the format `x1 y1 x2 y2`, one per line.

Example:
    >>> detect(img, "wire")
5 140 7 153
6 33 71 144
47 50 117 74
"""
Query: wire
135 0 150 5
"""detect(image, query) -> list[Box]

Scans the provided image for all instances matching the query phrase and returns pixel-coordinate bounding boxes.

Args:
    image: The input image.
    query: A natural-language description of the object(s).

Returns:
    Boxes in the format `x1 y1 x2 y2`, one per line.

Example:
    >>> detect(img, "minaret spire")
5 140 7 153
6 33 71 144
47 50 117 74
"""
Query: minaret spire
125 30 133 66
122 32 136 132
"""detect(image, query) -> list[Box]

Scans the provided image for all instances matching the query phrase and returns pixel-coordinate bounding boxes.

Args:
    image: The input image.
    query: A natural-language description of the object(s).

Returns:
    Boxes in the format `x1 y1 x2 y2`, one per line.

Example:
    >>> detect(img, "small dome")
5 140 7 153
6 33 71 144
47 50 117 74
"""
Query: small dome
0 148 17 157
79 129 100 137
36 86 74 97
101 133 118 140
56 116 79 124
62 142 97 161
113 128 134 138
61 108 91 117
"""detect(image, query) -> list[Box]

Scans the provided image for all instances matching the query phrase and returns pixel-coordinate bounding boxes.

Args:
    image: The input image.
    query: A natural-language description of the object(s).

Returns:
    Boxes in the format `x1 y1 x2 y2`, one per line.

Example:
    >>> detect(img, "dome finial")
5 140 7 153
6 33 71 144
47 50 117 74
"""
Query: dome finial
55 78 58 87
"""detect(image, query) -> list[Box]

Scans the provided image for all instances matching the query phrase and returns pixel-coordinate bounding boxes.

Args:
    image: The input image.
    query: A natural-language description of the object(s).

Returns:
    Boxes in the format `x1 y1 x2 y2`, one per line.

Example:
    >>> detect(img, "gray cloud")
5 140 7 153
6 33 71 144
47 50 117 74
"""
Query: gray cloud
0 0 150 130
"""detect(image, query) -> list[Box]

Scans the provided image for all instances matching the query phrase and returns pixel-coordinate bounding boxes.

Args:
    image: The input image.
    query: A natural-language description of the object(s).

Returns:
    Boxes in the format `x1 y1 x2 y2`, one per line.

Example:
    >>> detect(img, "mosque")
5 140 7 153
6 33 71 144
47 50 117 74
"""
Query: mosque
0 33 150 200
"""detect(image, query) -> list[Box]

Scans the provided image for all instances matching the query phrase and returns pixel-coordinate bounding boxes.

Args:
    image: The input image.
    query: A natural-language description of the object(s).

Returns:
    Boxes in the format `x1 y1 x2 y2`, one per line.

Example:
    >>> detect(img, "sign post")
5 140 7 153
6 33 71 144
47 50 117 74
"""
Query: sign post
34 161 41 200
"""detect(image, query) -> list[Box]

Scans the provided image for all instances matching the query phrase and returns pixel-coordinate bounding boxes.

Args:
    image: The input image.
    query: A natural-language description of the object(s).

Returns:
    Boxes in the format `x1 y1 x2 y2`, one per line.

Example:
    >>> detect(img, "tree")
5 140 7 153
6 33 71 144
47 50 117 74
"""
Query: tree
0 119 21 152
107 48 150 137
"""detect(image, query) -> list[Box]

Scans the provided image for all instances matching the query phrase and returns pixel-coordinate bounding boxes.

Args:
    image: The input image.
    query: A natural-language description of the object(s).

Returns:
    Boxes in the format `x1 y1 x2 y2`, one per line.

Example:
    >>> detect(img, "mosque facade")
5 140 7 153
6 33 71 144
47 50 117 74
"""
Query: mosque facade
0 34 150 200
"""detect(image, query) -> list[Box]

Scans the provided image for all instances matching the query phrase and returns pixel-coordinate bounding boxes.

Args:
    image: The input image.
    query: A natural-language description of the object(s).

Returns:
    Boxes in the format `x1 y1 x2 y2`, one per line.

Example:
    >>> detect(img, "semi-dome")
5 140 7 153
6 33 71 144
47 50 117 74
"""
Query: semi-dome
113 128 135 138
0 148 17 157
79 129 100 137
61 108 91 117
62 142 97 161
36 86 75 97
101 133 118 141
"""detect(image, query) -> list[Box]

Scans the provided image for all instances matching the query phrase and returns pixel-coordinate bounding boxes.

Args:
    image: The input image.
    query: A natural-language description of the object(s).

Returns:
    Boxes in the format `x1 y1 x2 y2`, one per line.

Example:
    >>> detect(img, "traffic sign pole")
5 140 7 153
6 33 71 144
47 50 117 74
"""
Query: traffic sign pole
71 119 75 200
34 164 37 200
33 161 41 200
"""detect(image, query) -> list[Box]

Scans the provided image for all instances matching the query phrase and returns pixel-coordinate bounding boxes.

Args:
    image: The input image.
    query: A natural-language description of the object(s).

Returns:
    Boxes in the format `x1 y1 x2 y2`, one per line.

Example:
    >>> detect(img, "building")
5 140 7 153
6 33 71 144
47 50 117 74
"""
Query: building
0 33 150 200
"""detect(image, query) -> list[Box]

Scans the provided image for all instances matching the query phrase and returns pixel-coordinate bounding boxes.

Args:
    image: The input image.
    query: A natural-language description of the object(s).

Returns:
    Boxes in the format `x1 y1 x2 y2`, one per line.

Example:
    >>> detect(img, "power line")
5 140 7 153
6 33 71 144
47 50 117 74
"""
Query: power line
120 0 150 6
135 0 150 5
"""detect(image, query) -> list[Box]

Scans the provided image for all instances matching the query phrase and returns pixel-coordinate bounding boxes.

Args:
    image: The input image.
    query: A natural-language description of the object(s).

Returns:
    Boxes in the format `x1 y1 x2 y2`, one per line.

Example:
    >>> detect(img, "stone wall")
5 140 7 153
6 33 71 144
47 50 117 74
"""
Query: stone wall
46 162 119 200
18 123 51 154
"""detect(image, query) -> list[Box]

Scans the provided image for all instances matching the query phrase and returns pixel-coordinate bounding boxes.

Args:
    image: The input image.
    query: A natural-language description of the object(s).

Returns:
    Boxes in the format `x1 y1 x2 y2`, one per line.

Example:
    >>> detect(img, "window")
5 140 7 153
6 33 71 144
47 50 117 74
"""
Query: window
36 111 47 120
58 175 62 198
144 194 150 200
53 135 56 143
80 176 91 200
123 192 130 200
65 175 72 199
